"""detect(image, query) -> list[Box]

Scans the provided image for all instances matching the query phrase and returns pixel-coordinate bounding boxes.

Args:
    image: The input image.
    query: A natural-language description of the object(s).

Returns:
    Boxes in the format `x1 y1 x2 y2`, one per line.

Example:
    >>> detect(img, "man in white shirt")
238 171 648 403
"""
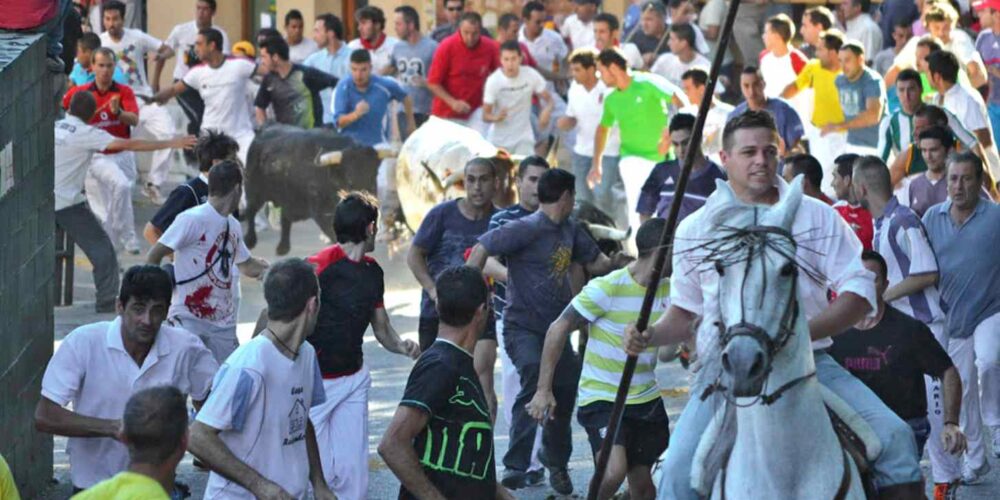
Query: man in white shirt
592 13 643 70
348 5 399 75
680 67 734 162
483 41 554 155
561 0 598 51
146 161 270 362
759 14 809 99
625 110 924 499
155 0 231 138
152 29 257 165
886 3 988 90
559 48 625 219
520 1 569 83
100 0 178 205
55 92 195 312
189 258 336 500
35 265 218 492
839 0 883 59
285 9 319 63
650 23 710 87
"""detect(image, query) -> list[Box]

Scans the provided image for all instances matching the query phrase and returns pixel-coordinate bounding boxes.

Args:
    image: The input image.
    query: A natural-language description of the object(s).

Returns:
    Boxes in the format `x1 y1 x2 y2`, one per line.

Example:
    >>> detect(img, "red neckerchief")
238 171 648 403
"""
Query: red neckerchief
360 33 386 51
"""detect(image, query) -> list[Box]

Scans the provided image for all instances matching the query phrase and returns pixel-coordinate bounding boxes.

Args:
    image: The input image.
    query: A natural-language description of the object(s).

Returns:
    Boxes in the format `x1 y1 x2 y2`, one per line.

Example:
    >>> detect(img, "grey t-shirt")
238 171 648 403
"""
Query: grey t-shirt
391 36 438 115
835 67 886 149
478 211 602 335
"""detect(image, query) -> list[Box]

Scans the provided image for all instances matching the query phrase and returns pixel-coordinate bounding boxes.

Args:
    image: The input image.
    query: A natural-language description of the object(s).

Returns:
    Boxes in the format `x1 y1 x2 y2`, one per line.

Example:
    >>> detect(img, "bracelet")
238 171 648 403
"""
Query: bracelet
944 421 959 427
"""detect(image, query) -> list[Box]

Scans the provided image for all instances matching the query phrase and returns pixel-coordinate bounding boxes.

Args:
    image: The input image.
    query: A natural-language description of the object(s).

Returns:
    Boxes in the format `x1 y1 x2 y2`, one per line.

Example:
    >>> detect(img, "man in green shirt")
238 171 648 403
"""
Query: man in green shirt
591 47 688 235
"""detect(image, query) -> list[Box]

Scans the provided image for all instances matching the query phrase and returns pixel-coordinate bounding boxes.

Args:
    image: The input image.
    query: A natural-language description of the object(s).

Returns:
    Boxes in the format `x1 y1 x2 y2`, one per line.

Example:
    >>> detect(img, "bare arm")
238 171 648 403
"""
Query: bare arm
584 252 629 277
107 135 196 153
780 81 800 100
973 127 994 149
481 102 505 123
464 243 490 271
967 60 988 90
403 96 417 137
537 90 554 129
526 305 589 421
884 64 901 87
146 242 174 265
34 397 120 438
940 366 967 454
590 125 609 187
152 79 187 105
408 244 439 302
889 146 911 187
483 257 508 283
884 273 938 303
254 107 267 127
143 222 163 246
118 111 139 127
188 421 292 499
557 116 577 131
624 304 698 355
151 45 174 93
236 257 270 279
808 291 872 341
473 339 498 423
829 97 883 132
305 420 335 498
378 407 446 500
371 308 420 358
427 82 468 113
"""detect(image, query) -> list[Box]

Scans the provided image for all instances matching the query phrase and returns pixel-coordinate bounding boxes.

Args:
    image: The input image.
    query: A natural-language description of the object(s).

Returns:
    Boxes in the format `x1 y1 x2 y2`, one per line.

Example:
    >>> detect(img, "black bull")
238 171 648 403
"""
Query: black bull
242 125 626 255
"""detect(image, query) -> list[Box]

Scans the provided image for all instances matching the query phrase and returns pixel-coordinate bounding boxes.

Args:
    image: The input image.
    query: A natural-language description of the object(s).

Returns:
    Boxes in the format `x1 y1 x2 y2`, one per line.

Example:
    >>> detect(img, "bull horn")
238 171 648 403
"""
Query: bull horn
317 150 343 166
441 171 464 189
587 223 631 241
420 161 447 194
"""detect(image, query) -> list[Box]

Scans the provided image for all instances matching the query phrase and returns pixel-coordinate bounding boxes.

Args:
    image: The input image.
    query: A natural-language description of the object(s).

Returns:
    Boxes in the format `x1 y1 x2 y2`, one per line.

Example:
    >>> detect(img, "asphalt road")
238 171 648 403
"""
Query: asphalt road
42 191 999 499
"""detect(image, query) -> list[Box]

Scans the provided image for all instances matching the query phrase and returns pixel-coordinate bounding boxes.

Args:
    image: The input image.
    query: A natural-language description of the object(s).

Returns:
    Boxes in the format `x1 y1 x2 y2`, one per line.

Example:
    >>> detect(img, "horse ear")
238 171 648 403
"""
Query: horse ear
767 175 804 229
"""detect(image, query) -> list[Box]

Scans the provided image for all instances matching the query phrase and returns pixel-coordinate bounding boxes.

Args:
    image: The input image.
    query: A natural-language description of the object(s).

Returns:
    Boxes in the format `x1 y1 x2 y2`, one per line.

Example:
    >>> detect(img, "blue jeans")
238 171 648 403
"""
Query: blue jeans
906 416 930 460
658 352 921 499
570 153 627 225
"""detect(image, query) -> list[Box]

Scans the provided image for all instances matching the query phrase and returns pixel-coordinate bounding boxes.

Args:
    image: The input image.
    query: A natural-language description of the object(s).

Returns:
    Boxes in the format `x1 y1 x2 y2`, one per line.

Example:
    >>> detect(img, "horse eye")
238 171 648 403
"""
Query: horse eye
714 260 725 276
780 262 796 277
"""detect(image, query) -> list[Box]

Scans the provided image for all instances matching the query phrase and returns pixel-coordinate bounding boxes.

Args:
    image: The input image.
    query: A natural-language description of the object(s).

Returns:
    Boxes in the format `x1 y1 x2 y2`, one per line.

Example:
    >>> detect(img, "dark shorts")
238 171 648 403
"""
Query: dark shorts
418 314 496 350
906 416 930 459
577 398 670 467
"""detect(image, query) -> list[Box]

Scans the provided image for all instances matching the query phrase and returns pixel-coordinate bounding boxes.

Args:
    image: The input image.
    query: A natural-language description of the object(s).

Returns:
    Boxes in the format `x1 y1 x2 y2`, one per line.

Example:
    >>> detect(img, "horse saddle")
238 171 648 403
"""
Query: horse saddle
821 385 880 499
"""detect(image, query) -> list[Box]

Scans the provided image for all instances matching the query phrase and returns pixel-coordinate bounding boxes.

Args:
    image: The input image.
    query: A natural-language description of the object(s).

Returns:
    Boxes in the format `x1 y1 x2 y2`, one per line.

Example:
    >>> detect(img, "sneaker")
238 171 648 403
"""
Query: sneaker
547 466 573 495
991 425 1000 458
124 237 141 255
933 482 959 500
142 183 165 205
525 468 545 486
501 470 531 490
961 461 990 484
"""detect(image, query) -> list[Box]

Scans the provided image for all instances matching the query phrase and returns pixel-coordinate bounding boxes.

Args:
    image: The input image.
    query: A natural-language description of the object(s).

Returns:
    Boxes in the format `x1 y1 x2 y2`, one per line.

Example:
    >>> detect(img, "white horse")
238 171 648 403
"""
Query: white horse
686 178 870 500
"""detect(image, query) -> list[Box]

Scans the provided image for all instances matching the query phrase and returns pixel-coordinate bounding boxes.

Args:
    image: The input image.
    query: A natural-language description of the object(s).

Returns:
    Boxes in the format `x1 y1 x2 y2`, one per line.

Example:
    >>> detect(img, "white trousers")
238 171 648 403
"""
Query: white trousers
618 156 657 251
86 151 137 248
134 101 176 187
806 128 846 198
924 321 961 482
233 130 255 167
311 365 371 500
496 320 543 472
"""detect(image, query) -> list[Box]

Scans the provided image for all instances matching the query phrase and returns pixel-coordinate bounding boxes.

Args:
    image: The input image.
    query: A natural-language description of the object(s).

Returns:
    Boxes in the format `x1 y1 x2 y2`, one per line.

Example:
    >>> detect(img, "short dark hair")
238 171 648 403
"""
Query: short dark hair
199 28 224 52
537 169 575 204
334 191 379 244
316 13 344 41
196 130 239 173
285 8 303 25
594 12 620 31
445 0 465 6
78 32 101 52
119 265 173 307
722 110 778 152
102 0 126 19
861 250 888 280
948 150 985 181
917 125 955 150
636 218 666 258
641 0 666 17
260 36 290 60
681 67 708 86
927 50 960 84
597 47 628 70
916 36 942 53
741 64 763 79
668 113 696 133
69 90 97 120
852 155 893 197
464 157 496 180
896 68 922 87
784 153 824 190
569 48 597 68
517 155 550 178
197 0 217 12
498 13 520 30
851 0 872 14
804 6 834 30
833 153 860 179
264 258 319 321
256 27 281 43
355 5 386 29
500 40 522 55
459 12 482 27
820 30 845 52
395 5 419 28
435 266 488 327
670 23 697 48
122 386 188 465
522 1 546 19
207 160 243 197
350 48 372 64
766 14 795 43
840 41 865 57
914 104 950 126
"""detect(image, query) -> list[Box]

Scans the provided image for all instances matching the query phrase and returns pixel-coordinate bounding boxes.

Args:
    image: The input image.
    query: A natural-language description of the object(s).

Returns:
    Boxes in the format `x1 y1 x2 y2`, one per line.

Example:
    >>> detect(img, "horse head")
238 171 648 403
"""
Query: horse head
704 177 805 398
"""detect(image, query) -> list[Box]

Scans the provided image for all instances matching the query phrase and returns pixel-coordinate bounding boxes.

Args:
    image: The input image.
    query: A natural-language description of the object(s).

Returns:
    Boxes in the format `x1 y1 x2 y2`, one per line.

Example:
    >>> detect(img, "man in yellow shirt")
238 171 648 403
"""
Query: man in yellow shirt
0 453 20 500
72 386 188 500
783 29 847 191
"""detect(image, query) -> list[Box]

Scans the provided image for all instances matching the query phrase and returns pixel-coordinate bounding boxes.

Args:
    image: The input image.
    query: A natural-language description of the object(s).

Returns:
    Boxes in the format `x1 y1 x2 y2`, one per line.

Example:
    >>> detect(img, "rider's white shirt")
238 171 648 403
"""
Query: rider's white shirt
671 176 878 352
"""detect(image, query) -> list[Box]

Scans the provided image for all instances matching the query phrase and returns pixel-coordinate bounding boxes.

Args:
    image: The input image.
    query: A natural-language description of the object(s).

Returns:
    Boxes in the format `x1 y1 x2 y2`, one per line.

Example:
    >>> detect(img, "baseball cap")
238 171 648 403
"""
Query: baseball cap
974 0 1000 11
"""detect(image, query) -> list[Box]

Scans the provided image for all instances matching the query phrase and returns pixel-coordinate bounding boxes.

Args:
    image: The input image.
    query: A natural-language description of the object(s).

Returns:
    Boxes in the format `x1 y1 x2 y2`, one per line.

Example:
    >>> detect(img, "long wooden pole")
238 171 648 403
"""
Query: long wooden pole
584 1 743 498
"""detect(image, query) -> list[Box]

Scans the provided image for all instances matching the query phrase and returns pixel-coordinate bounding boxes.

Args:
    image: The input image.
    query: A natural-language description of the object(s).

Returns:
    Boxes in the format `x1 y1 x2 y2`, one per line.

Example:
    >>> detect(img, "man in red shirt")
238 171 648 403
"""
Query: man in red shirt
830 153 875 250
427 11 499 135
62 47 143 254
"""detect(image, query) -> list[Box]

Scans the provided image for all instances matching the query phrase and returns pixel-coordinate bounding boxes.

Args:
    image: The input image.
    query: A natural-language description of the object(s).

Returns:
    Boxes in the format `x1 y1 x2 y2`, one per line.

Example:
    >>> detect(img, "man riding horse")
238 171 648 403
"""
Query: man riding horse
625 111 924 499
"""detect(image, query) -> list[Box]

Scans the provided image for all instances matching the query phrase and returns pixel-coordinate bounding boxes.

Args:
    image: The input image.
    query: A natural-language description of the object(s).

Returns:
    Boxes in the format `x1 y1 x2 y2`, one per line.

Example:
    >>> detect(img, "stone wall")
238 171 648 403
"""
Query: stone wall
0 32 56 498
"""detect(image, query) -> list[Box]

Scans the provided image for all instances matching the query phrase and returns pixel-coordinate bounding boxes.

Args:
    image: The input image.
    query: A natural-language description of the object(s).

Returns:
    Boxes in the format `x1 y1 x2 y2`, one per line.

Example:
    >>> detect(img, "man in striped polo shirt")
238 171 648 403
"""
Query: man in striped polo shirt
526 218 671 500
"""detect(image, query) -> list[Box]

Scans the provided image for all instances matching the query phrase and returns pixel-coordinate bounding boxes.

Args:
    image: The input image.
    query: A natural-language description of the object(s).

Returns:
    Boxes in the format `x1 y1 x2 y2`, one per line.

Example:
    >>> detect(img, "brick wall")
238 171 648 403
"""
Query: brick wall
0 33 56 498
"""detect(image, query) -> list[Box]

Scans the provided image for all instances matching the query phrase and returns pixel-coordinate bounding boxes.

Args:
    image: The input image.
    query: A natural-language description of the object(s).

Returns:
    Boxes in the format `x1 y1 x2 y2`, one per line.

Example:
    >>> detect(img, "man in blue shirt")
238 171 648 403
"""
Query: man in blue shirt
922 151 1000 475
304 13 352 126
827 41 886 155
333 49 415 146
729 66 804 154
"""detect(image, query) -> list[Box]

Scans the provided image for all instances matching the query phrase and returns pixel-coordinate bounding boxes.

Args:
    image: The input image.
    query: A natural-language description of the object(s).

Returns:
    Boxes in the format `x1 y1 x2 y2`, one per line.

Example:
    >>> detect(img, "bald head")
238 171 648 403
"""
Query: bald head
852 155 893 201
